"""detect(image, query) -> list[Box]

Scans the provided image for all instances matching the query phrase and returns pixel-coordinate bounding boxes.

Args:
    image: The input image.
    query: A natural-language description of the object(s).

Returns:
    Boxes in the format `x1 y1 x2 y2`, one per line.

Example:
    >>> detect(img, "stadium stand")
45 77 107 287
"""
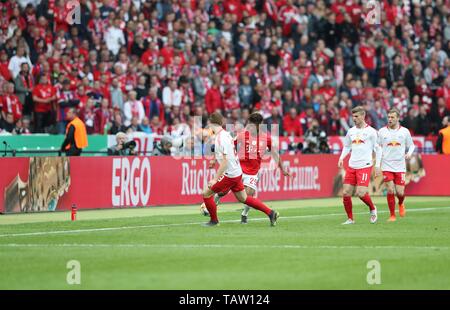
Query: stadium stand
0 0 449 145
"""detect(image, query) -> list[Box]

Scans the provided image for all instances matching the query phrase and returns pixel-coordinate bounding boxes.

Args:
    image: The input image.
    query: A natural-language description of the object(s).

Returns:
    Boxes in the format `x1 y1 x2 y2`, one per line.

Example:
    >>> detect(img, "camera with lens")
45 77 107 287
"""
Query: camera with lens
123 140 137 150
303 124 330 154
317 130 328 143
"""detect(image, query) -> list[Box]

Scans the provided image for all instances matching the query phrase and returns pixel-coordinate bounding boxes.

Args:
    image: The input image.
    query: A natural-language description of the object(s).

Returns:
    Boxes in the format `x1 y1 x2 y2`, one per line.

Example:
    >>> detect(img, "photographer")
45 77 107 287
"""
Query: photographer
107 132 138 156
302 119 330 154
152 136 172 156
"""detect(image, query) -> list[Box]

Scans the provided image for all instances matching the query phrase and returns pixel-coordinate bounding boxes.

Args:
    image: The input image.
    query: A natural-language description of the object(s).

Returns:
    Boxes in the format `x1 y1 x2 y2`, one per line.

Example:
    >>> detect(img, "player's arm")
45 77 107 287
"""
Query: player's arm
208 158 217 168
338 132 351 168
405 130 415 159
373 131 382 176
377 130 384 162
208 140 230 187
208 156 228 188
32 93 48 104
215 157 228 179
270 137 290 176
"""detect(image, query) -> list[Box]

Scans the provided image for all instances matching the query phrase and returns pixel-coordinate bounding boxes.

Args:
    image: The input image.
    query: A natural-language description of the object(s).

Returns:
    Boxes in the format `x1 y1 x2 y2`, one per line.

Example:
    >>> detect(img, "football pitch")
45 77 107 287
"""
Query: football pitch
0 196 449 290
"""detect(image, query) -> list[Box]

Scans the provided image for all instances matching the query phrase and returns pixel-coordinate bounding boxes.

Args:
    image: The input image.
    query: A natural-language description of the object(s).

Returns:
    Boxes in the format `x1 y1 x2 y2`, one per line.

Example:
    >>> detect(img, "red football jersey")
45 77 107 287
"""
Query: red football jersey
235 130 272 175
2 94 22 121
32 84 56 113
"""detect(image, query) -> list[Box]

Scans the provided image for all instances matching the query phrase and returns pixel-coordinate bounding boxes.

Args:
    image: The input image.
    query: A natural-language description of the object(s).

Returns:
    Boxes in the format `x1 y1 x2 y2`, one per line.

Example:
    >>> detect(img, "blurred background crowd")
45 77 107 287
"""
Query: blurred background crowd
0 0 449 153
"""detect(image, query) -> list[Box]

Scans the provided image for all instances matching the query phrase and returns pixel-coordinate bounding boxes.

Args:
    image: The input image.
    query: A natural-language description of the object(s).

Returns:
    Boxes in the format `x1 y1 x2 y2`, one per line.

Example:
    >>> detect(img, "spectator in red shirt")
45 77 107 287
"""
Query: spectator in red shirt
94 98 112 134
2 82 22 122
56 79 78 133
357 37 377 85
141 41 158 66
32 75 56 133
436 77 450 111
150 115 164 135
205 77 223 114
318 77 337 103
283 107 302 137
79 98 96 135
159 38 175 66
74 84 89 110
0 49 11 81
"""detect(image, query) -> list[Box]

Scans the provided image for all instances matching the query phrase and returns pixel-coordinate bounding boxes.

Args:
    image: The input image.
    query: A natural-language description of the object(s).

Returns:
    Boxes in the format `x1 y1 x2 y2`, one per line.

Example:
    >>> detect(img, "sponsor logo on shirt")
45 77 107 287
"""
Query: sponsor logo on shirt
387 141 401 147
352 137 365 145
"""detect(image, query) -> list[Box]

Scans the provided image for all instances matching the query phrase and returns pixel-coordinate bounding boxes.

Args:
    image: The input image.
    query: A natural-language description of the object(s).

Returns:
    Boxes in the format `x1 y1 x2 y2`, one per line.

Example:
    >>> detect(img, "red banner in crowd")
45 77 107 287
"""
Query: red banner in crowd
0 154 448 213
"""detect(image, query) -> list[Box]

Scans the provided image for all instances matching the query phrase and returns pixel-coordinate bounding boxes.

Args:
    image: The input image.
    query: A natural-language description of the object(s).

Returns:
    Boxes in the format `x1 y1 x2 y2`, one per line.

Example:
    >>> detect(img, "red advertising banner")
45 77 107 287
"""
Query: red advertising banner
405 155 450 196
0 154 449 213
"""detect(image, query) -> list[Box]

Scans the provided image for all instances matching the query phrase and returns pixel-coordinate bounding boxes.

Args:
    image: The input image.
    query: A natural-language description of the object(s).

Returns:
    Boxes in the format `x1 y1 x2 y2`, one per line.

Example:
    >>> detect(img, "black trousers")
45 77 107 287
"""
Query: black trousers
34 111 53 133
22 94 34 116
65 148 82 156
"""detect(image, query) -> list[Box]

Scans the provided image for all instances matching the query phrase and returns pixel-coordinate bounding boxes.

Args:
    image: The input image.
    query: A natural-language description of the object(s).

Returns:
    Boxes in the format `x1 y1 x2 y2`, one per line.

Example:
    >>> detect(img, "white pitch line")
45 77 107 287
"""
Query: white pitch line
1 206 449 238
0 243 449 251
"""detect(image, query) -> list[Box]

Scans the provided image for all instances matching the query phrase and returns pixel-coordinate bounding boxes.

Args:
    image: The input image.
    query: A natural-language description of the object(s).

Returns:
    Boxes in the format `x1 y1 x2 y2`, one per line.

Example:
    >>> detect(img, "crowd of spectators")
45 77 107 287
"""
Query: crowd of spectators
0 0 449 146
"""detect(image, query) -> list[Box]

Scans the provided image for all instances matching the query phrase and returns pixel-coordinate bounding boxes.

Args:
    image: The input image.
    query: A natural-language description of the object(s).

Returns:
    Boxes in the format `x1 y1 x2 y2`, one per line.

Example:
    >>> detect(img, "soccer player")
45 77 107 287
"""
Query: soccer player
338 106 382 224
378 108 415 221
202 112 290 224
202 112 279 226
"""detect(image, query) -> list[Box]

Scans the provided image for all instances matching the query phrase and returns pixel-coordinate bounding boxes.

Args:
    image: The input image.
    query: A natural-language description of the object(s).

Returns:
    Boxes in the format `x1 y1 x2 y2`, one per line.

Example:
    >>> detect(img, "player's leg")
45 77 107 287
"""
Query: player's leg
240 174 258 223
396 184 406 217
202 186 219 225
201 191 227 216
395 172 406 217
384 175 397 221
342 167 356 224
356 185 377 223
354 167 377 223
214 193 223 205
234 187 278 226
240 186 255 224
342 183 355 224
202 176 233 225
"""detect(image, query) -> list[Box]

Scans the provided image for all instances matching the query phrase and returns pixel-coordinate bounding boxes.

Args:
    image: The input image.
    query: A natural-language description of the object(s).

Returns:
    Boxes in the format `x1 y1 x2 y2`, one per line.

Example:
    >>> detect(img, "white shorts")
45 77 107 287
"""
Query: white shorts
242 173 259 191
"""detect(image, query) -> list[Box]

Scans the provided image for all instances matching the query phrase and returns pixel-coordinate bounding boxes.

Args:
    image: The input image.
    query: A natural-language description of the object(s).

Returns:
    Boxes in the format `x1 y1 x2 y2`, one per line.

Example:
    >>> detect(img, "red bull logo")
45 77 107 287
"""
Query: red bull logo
387 141 401 147
351 138 365 145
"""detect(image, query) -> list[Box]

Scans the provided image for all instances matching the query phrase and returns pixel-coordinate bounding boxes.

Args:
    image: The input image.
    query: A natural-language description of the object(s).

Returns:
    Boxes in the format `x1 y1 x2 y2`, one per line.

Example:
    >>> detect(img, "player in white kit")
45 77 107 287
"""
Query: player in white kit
201 112 279 226
338 106 382 224
378 108 415 221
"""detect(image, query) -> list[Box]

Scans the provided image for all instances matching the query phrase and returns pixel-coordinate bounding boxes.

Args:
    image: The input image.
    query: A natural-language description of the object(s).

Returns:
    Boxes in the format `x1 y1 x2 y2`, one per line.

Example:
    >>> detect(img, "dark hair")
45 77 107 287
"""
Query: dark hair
248 112 263 125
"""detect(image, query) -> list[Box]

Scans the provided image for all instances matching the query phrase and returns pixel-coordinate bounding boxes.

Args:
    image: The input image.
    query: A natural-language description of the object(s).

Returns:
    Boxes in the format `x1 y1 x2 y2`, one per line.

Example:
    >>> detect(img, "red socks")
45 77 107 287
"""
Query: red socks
397 194 405 205
343 195 353 220
203 196 218 222
204 196 272 221
360 193 376 211
387 193 396 216
244 196 272 216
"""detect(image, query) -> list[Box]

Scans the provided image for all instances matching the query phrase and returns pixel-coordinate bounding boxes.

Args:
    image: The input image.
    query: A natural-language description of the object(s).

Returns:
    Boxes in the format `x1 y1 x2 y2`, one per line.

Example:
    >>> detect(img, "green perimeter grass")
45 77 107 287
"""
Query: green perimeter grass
0 196 449 289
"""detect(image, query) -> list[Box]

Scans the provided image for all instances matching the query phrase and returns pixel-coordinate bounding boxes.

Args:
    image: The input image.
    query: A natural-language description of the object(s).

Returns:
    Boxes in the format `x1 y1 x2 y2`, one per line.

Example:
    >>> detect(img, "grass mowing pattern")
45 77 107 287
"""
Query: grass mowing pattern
0 196 449 289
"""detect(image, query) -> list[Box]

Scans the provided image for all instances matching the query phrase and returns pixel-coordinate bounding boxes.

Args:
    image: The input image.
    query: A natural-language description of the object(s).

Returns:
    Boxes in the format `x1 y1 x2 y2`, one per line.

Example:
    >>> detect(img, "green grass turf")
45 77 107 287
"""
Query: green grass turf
0 196 449 290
